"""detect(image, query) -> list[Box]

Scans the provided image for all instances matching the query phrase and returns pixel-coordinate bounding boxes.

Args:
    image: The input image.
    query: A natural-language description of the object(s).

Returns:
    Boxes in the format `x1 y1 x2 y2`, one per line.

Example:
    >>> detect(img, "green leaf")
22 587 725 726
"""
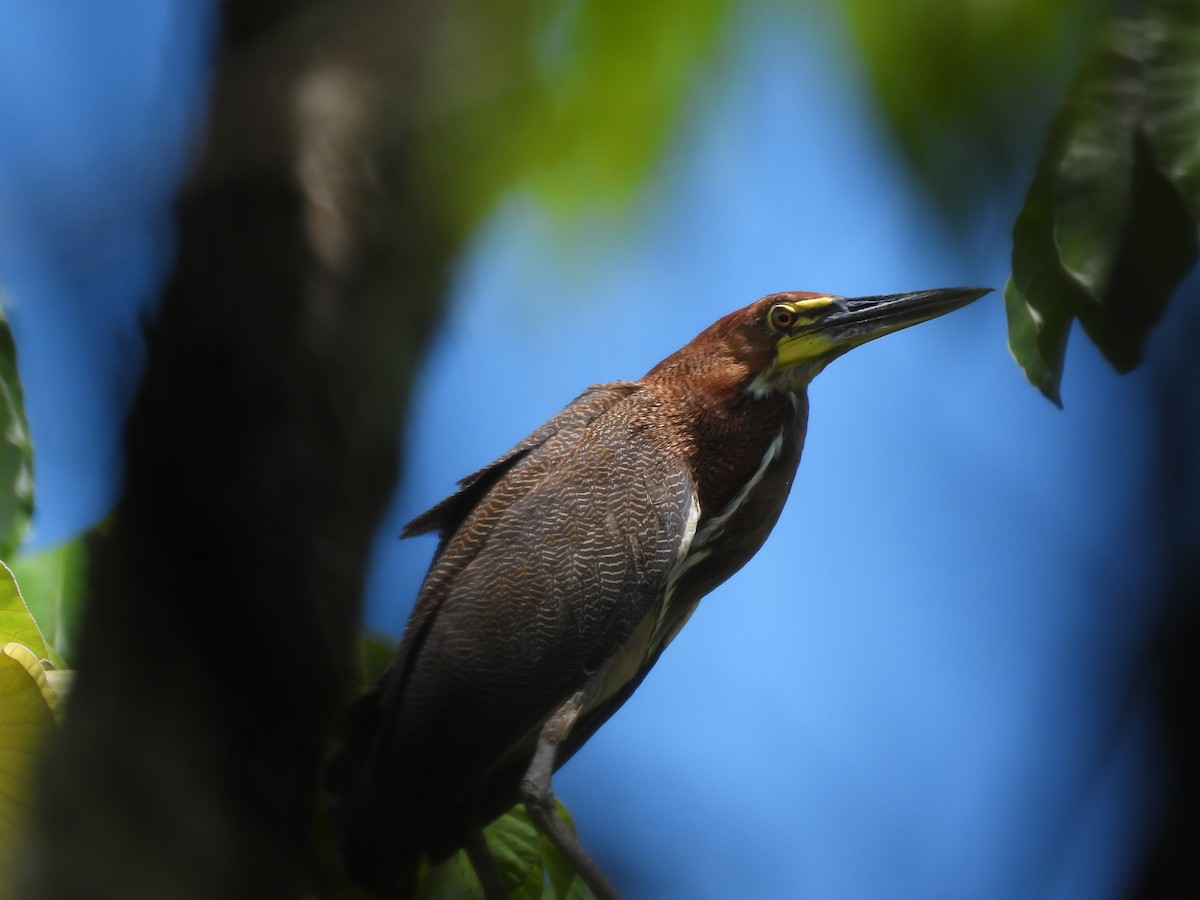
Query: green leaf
1008 107 1092 404
1146 0 1200 216
415 803 590 899
7 539 88 665
1004 279 1070 407
1007 4 1200 399
0 561 49 661
1053 20 1148 297
418 852 482 900
0 640 62 715
540 801 586 900
484 805 544 900
1074 132 1198 371
0 641 60 894
0 306 33 559
417 806 545 900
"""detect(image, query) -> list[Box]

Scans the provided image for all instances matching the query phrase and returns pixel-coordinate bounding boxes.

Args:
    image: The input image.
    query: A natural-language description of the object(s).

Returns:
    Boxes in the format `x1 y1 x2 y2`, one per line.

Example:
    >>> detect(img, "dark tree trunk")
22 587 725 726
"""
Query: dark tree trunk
25 3 453 896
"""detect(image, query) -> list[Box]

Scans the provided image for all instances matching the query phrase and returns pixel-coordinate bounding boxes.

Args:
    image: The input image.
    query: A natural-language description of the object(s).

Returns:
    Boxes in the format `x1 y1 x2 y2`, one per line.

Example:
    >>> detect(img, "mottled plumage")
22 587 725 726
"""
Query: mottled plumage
329 286 989 897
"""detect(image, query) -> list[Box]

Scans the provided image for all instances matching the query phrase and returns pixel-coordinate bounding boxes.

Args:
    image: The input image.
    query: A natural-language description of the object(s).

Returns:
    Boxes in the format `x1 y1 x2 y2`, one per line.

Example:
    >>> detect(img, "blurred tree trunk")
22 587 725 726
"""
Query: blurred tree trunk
25 2 451 896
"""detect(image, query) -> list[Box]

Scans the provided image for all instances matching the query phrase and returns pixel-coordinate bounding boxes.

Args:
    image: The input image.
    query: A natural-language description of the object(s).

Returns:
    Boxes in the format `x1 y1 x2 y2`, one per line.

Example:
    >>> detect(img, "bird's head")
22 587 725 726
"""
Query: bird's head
646 286 991 396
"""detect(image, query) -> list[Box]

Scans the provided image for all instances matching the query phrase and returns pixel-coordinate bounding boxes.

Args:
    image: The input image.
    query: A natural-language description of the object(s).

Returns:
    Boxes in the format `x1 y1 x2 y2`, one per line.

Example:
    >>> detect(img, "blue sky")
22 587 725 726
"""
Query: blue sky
0 3 1171 897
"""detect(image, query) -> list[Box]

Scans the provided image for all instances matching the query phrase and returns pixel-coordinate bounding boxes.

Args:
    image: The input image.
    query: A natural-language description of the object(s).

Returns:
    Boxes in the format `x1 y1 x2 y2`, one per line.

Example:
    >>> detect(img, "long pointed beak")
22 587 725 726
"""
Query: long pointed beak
773 286 991 372
819 286 992 349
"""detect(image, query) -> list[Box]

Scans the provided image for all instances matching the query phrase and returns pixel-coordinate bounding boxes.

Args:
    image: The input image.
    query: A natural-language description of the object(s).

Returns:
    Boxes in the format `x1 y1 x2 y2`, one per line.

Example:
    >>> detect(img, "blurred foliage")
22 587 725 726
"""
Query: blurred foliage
841 0 1112 217
409 0 733 228
1006 0 1200 403
0 305 33 558
0 562 67 900
523 0 731 210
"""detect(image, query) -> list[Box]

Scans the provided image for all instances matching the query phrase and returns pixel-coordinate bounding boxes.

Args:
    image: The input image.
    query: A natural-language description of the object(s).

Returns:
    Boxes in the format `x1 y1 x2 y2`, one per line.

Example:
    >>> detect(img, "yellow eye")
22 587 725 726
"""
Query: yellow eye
768 303 798 331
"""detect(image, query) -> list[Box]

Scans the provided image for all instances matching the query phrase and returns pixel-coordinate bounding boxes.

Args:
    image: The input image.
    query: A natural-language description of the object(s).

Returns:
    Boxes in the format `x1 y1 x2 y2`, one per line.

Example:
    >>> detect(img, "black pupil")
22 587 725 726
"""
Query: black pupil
773 307 793 328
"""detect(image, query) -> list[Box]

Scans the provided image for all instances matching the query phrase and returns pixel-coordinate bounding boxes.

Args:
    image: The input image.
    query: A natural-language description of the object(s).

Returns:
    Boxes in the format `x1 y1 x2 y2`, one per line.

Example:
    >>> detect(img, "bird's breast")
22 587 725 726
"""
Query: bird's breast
650 398 808 658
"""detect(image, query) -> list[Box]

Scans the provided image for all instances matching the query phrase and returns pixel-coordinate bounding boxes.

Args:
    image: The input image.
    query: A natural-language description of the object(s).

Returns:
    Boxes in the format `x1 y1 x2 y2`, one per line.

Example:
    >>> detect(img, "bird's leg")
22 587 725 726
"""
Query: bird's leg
520 694 620 900
462 827 508 900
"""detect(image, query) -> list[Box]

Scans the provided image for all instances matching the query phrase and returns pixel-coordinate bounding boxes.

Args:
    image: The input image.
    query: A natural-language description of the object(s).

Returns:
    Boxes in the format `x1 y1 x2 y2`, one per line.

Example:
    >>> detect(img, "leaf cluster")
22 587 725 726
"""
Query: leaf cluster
1006 0 1200 403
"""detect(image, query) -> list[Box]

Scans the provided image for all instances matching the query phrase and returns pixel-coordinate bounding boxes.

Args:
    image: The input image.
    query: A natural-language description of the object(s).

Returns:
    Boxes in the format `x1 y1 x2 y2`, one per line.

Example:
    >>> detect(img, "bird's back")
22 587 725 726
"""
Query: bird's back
330 381 700 888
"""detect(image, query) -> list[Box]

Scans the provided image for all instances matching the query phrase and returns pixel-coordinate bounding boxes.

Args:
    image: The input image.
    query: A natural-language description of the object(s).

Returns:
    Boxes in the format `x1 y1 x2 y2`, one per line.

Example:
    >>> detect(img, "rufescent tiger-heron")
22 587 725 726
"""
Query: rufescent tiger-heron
329 286 991 898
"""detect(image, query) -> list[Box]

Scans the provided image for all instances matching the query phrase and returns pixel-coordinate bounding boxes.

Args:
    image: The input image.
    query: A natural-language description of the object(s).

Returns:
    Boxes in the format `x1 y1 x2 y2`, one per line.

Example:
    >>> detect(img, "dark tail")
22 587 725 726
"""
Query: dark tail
323 685 421 896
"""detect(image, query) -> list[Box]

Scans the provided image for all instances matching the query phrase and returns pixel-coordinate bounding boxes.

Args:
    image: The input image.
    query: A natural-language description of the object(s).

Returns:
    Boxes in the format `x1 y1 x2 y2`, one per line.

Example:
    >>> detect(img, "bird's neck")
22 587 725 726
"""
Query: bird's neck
645 366 807 519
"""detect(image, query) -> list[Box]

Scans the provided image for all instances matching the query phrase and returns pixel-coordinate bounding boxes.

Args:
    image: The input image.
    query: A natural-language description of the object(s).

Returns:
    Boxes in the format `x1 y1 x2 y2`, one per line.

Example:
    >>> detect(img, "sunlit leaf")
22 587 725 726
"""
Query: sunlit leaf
0 640 62 716
0 307 33 559
7 539 87 664
0 642 59 895
0 561 48 661
43 666 73 701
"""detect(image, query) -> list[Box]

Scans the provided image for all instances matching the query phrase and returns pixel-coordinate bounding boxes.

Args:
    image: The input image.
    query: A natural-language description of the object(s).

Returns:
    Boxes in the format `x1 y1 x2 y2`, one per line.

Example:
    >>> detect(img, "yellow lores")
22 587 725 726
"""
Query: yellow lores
768 296 840 368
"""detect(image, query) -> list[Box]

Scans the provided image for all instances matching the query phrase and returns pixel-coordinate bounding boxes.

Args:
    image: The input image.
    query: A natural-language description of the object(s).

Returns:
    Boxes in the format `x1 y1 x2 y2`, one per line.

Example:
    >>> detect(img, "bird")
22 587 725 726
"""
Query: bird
328 285 990 898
